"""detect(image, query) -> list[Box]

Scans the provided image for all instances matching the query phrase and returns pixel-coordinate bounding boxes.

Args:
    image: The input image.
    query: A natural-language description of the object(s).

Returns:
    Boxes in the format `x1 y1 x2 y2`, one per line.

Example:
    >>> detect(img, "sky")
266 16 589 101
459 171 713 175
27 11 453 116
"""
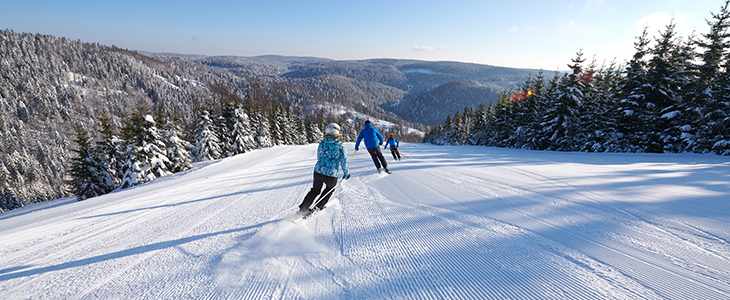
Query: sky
0 0 725 70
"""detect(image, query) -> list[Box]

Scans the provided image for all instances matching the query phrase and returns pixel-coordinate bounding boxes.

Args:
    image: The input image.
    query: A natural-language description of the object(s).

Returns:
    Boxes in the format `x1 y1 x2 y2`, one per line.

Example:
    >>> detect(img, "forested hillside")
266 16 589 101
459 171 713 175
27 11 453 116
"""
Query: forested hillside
177 55 546 124
0 30 213 211
1 29 540 212
426 5 730 156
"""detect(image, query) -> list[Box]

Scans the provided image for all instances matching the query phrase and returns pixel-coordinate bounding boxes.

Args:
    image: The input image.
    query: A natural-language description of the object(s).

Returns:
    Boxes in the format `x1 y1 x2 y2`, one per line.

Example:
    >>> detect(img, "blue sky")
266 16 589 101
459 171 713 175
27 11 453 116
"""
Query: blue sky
0 0 723 69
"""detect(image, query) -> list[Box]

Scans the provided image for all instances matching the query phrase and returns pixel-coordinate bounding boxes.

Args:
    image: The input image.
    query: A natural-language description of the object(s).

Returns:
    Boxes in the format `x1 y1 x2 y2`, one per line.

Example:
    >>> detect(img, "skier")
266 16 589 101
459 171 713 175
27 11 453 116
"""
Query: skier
384 133 401 161
355 120 390 173
298 123 350 216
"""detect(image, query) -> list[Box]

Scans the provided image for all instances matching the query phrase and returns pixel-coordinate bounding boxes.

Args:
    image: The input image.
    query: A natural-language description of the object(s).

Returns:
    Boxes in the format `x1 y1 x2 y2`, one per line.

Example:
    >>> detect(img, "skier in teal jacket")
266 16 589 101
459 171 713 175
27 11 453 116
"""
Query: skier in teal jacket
355 120 389 173
298 123 350 215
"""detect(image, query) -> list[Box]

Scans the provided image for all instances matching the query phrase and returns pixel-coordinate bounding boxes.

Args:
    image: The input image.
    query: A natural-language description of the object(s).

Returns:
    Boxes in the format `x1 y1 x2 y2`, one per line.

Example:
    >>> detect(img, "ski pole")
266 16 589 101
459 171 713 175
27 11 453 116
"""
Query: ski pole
352 150 357 158
394 149 410 159
311 176 342 209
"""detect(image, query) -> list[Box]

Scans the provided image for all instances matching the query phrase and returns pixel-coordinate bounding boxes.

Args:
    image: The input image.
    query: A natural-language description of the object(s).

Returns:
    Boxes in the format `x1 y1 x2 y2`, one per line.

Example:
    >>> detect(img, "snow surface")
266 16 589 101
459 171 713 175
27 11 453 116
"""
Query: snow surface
1 144 730 299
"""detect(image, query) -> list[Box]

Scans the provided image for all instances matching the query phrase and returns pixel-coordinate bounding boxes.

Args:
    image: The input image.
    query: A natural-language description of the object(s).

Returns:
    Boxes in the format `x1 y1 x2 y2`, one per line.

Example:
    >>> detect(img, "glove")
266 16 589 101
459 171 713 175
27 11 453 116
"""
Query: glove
379 143 382 146
355 148 359 151
343 173 350 180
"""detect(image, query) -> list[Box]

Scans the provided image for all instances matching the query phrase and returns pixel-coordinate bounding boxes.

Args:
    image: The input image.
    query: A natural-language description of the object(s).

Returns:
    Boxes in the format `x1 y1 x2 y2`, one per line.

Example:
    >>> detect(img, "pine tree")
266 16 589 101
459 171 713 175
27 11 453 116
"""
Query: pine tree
591 61 623 152
159 110 193 173
305 116 323 143
485 93 513 147
541 50 587 151
281 103 297 145
691 0 730 153
193 110 222 161
632 20 686 153
0 183 20 212
96 111 124 185
230 108 256 154
292 105 309 145
69 123 115 200
662 35 698 153
254 105 272 148
467 103 489 145
269 104 285 145
119 105 172 189
617 28 651 152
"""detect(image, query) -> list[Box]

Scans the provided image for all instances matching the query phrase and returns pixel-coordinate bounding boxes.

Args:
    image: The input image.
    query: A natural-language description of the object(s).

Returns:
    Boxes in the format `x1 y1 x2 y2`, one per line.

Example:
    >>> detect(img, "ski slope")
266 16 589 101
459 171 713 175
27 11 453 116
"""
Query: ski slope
1 144 730 299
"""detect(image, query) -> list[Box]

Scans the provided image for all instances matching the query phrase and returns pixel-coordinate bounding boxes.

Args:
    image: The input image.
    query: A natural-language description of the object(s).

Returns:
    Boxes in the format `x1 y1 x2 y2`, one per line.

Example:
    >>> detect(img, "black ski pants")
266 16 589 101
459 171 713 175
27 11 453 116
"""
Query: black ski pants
299 171 337 212
389 147 401 160
367 146 388 170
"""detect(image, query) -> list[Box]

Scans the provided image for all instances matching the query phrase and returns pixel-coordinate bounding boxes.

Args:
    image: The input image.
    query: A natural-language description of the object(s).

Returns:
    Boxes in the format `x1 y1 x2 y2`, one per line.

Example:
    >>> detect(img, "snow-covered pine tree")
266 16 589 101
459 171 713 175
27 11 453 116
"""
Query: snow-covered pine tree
69 123 115 200
216 113 232 157
632 20 687 153
193 110 222 161
617 28 651 152
281 103 298 145
119 107 172 189
291 105 309 145
269 104 285 146
446 112 465 145
305 116 323 143
0 162 21 212
467 103 489 145
0 183 20 212
712 56 730 155
541 50 587 151
159 110 193 173
692 0 730 154
230 108 256 154
661 34 698 153
590 60 624 152
254 104 272 148
576 58 607 152
96 111 124 186
485 93 513 147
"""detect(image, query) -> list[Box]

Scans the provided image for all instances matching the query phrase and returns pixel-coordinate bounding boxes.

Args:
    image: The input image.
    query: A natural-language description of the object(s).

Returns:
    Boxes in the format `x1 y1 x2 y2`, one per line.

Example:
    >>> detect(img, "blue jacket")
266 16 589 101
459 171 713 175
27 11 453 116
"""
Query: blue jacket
314 134 349 178
384 137 399 149
355 123 383 150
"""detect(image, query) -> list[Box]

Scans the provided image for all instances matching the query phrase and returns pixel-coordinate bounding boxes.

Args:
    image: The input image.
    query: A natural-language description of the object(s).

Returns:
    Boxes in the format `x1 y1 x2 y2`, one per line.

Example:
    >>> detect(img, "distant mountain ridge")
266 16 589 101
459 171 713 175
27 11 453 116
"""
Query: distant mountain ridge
172 55 552 125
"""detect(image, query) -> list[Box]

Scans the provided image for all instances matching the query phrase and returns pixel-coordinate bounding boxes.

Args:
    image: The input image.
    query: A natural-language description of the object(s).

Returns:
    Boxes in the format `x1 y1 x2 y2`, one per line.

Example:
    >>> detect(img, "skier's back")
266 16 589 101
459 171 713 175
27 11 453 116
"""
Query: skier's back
298 123 350 216
384 133 401 161
355 120 389 173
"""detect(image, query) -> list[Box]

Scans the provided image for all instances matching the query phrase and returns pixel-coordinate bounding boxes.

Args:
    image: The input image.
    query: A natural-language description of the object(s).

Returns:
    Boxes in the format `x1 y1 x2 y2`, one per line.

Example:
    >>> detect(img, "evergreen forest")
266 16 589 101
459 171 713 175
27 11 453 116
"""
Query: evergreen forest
425 2 730 157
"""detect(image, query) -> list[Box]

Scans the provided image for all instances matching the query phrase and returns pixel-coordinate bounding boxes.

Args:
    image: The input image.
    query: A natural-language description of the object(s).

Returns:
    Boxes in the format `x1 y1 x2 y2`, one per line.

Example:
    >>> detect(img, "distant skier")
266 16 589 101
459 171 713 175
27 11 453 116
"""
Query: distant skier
384 133 401 161
355 120 390 173
298 123 350 216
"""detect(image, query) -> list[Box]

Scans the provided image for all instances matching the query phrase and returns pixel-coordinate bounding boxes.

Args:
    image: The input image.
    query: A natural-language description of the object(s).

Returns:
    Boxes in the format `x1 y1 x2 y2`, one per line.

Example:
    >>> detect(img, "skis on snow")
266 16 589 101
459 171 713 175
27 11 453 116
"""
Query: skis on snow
294 179 339 221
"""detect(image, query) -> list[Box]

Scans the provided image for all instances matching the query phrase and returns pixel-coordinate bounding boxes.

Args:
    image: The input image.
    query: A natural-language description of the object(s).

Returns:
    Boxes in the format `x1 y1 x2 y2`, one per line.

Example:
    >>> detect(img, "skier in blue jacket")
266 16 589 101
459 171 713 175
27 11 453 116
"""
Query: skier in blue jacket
384 133 401 161
355 120 389 173
298 123 350 215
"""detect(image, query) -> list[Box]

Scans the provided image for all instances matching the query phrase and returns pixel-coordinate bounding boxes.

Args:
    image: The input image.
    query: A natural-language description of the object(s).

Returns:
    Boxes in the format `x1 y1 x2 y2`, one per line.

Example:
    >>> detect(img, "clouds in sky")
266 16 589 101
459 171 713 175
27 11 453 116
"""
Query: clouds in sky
412 45 448 53
634 12 692 33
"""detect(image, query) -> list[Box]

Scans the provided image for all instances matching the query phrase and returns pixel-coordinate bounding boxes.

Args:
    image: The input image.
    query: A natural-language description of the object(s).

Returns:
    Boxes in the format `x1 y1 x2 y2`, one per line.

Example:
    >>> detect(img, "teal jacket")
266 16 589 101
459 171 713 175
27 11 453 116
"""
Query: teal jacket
314 134 350 178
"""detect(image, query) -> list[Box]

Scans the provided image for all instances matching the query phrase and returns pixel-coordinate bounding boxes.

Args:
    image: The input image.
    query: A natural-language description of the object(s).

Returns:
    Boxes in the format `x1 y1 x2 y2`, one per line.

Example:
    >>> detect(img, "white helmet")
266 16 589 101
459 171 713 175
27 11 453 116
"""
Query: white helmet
325 123 341 135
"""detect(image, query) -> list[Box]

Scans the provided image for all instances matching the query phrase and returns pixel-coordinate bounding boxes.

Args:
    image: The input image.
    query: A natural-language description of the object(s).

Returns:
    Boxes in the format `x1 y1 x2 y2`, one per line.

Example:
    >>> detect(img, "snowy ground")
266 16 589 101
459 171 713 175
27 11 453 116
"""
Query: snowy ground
1 144 730 299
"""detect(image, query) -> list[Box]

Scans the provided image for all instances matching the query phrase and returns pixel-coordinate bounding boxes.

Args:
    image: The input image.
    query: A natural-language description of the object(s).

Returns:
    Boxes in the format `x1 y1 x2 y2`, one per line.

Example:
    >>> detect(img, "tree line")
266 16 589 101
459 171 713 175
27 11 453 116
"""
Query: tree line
64 80 372 202
426 2 730 156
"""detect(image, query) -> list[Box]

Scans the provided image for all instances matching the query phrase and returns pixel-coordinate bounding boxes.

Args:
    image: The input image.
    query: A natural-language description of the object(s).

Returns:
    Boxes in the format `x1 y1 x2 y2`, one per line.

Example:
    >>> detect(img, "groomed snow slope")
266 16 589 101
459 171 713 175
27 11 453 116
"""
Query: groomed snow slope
1 144 730 299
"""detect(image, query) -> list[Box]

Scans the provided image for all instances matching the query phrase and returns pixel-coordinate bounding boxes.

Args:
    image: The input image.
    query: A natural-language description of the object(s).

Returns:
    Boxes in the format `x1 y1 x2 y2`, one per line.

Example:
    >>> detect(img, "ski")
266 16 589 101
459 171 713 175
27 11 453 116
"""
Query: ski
303 208 320 219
